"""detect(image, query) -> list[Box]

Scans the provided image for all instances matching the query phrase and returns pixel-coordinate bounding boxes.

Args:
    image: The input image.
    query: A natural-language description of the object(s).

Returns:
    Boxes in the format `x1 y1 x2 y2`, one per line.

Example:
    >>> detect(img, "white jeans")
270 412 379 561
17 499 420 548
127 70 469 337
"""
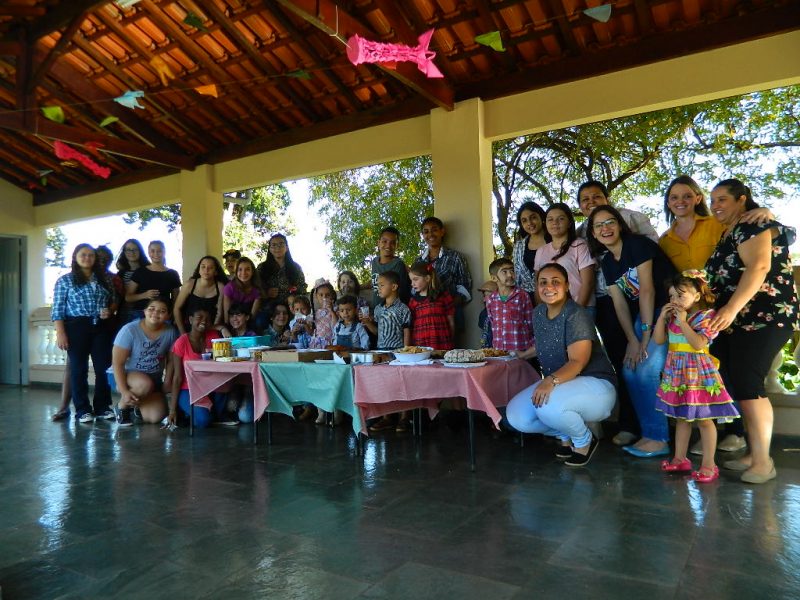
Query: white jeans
506 376 616 448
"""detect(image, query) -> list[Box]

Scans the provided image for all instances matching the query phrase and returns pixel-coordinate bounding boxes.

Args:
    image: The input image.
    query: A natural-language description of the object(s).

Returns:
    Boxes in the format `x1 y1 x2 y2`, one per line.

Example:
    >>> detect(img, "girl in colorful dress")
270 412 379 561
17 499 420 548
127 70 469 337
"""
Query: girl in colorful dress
654 270 739 483
308 280 337 349
408 261 456 351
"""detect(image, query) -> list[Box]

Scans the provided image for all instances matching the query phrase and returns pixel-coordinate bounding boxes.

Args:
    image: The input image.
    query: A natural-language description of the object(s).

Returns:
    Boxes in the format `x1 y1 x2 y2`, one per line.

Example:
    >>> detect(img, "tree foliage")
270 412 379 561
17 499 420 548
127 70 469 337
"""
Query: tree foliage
308 157 433 282
123 185 295 263
45 226 68 267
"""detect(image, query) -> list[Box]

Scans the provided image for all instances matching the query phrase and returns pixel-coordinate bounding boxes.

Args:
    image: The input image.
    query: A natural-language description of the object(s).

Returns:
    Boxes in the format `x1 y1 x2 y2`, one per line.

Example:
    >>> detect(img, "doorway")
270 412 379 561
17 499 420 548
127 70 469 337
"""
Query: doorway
0 236 24 384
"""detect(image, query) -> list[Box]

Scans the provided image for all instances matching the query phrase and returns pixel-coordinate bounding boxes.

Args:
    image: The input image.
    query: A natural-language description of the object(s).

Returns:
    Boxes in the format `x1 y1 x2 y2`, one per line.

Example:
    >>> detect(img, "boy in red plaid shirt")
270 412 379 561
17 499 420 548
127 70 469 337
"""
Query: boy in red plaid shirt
485 258 535 352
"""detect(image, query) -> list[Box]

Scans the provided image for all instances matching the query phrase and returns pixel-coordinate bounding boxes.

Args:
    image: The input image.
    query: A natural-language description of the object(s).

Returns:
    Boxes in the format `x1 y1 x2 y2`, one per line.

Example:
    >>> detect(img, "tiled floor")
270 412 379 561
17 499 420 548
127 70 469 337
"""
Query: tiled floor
1 385 799 599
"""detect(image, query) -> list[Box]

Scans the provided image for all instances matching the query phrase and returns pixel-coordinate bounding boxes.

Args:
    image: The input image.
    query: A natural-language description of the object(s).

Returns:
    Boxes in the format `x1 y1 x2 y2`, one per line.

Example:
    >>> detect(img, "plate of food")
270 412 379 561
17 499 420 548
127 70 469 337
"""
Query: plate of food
482 348 514 361
442 349 487 368
392 345 433 363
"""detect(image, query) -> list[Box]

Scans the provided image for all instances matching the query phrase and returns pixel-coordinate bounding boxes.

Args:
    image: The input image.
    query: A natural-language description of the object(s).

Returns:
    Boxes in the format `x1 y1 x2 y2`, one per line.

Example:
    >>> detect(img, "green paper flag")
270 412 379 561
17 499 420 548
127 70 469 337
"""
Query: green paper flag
41 106 65 123
584 5 612 23
287 70 312 80
475 31 505 52
99 116 119 127
40 177 48 186
183 12 208 32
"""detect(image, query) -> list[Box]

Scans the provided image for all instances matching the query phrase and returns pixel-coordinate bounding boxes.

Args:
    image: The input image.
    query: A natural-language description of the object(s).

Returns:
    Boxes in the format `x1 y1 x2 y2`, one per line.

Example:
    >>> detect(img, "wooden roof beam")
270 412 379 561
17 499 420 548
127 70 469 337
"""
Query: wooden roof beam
28 12 87 93
28 0 107 40
545 0 582 56
0 113 195 171
275 0 453 110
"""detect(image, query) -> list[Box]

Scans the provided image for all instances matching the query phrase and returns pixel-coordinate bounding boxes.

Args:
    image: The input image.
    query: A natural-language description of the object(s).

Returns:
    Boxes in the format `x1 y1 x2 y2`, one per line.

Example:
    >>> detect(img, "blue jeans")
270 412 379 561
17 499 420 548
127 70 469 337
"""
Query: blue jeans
506 376 617 448
177 389 226 429
622 316 668 442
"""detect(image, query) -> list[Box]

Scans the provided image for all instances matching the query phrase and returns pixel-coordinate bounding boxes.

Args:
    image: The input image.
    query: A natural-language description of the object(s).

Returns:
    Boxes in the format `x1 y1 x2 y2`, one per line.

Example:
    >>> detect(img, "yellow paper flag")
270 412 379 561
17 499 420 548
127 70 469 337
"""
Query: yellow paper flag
150 56 176 87
195 84 219 98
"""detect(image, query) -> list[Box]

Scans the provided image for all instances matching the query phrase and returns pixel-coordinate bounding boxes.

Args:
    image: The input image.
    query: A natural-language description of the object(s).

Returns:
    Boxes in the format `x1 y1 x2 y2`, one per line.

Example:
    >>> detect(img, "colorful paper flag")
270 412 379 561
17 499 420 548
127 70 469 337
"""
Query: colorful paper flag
41 106 65 123
183 12 208 32
194 84 219 98
53 141 111 179
113 90 145 110
99 116 119 127
36 169 53 177
287 70 312 80
584 5 612 23
474 31 505 52
149 56 176 87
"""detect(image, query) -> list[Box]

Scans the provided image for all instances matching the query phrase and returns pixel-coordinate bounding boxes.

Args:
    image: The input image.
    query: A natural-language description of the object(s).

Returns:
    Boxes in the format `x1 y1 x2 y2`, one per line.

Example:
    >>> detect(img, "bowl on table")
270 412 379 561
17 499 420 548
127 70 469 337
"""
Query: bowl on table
392 346 433 363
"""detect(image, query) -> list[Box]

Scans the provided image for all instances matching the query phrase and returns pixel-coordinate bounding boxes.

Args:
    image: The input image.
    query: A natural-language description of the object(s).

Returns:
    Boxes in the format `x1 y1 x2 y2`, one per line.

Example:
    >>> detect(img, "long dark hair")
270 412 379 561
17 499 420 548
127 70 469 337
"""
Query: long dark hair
409 261 444 301
261 234 303 284
190 255 228 284
713 178 759 211
586 205 633 257
515 201 550 242
536 262 571 298
337 270 361 295
115 238 150 273
232 257 260 292
545 203 578 260
664 175 710 225
70 243 107 288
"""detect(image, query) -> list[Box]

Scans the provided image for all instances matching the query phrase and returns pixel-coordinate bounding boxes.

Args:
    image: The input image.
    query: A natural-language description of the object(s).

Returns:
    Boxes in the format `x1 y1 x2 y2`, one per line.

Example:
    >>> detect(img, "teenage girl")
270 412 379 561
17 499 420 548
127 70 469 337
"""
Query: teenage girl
223 257 262 324
173 256 227 335
654 270 739 483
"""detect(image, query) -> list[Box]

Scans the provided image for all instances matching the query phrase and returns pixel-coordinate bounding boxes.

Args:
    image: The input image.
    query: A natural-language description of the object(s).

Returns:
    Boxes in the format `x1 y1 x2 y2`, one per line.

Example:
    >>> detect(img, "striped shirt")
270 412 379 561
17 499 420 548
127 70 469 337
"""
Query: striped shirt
51 272 111 322
485 287 534 351
374 298 411 350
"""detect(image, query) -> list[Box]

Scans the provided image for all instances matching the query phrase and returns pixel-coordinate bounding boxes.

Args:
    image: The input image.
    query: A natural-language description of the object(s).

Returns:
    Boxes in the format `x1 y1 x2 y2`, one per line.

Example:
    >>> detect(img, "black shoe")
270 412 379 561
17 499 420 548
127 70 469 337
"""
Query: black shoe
117 408 134 427
565 436 598 467
555 444 573 459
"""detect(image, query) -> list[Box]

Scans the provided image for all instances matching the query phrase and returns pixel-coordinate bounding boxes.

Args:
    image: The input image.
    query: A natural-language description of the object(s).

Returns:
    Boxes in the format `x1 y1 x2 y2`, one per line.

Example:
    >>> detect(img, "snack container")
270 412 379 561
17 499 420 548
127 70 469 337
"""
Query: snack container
392 347 433 363
211 338 232 359
351 352 374 365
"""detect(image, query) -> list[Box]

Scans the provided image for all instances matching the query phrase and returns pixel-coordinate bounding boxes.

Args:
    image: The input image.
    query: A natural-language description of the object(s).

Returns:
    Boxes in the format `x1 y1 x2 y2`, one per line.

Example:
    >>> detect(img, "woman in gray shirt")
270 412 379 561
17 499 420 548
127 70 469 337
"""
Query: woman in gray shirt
507 263 617 466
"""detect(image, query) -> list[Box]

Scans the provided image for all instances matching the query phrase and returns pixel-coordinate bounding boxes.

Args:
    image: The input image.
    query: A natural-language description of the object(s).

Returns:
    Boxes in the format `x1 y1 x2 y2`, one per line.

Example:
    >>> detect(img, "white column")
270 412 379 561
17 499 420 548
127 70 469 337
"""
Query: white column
179 165 223 281
430 98 494 347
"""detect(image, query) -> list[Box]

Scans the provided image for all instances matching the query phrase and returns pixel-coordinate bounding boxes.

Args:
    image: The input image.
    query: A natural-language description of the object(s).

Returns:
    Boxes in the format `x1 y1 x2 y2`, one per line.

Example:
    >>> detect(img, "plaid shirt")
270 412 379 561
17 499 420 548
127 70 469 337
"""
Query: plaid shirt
419 246 472 302
485 288 534 351
51 272 111 322
409 291 455 350
374 297 411 350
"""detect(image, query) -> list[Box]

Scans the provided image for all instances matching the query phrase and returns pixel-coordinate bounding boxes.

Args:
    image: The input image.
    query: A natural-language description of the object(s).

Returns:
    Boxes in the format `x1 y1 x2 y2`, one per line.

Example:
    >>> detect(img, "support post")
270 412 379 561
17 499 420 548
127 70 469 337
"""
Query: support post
179 165 223 280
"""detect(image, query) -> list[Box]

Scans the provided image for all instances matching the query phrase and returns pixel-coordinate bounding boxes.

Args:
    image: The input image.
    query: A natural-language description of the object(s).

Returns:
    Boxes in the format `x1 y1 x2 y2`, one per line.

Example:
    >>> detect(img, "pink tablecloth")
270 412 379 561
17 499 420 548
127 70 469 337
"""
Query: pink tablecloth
183 360 269 421
353 359 539 434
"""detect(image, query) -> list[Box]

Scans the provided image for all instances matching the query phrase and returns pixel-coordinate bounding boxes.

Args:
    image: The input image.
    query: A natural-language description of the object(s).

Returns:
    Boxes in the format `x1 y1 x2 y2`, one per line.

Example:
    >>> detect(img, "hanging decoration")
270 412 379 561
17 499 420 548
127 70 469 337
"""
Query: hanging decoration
40 176 48 186
584 5 613 23
116 0 142 8
37 169 53 178
41 106 65 123
99 116 119 127
286 70 312 80
346 29 443 78
53 141 111 179
183 12 208 32
113 90 145 109
149 56 176 87
474 31 505 52
194 84 219 98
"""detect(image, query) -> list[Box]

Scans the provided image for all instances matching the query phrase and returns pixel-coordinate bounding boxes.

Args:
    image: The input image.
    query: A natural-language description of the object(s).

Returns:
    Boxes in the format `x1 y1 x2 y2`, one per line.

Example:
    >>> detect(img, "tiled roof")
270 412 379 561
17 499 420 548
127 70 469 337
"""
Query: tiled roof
0 0 796 204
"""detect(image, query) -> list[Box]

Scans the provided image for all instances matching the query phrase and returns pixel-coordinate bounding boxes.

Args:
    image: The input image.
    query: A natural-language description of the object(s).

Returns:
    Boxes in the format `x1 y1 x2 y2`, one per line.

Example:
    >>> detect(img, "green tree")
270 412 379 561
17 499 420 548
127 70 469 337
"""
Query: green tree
308 157 433 282
45 226 68 267
123 184 295 263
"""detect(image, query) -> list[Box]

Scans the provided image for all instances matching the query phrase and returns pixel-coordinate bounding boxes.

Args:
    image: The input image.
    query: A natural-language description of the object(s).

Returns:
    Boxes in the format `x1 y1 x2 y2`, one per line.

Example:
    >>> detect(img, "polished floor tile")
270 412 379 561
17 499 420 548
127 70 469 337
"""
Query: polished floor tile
1 385 799 599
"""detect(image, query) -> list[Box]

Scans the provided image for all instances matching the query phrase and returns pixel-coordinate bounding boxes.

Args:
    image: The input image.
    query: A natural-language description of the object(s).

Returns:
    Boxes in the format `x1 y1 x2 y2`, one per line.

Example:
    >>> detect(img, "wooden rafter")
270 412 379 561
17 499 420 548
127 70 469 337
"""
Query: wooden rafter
0 113 195 170
545 0 581 56
28 12 88 93
275 0 454 110
28 0 107 40
33 165 180 205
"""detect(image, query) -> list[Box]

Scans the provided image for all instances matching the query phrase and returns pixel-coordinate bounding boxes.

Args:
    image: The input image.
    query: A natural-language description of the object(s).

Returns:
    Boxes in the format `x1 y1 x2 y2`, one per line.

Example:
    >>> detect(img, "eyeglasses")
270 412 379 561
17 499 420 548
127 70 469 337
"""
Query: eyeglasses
593 218 618 231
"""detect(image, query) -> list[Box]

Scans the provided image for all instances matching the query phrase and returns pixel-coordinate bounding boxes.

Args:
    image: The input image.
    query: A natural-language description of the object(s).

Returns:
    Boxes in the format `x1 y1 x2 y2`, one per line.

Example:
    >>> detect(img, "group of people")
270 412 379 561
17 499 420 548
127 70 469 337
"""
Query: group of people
50 176 798 484
500 177 796 483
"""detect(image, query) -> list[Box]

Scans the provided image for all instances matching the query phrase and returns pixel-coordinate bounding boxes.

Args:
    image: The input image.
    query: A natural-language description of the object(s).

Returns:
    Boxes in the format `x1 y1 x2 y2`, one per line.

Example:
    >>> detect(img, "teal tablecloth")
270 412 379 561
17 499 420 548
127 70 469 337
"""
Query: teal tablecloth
257 363 360 433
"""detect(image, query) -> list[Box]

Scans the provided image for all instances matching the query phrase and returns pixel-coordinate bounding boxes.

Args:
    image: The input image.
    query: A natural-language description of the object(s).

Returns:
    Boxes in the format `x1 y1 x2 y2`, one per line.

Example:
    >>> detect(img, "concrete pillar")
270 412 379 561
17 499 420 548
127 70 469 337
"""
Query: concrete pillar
430 98 494 347
179 165 223 280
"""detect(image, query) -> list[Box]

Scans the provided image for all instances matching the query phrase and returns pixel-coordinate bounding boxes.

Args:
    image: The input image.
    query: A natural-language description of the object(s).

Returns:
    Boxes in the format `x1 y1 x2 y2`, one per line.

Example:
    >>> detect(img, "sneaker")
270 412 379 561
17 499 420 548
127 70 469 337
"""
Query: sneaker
117 408 134 427
717 434 747 452
133 407 143 422
565 436 598 467
97 410 116 421
51 409 70 422
217 412 239 426
78 412 95 424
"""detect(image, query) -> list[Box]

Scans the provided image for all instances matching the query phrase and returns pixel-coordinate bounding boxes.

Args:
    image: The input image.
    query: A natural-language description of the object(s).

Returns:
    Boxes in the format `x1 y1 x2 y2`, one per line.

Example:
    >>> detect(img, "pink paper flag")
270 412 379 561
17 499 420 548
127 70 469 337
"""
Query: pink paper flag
346 29 443 78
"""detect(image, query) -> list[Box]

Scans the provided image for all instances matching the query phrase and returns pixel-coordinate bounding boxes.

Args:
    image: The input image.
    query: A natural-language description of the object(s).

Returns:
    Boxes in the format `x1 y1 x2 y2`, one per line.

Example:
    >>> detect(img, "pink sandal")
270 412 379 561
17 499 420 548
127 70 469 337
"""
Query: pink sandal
661 458 692 472
691 466 719 483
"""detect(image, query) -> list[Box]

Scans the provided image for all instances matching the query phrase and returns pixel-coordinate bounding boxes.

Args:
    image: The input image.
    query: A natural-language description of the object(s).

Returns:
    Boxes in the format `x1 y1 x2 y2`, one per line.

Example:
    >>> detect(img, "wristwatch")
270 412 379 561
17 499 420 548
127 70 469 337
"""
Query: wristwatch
549 375 560 386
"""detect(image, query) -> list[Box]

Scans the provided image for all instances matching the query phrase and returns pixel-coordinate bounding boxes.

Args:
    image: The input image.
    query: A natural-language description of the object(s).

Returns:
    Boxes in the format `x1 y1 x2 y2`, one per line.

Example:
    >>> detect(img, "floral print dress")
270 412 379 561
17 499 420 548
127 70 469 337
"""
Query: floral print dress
705 221 798 333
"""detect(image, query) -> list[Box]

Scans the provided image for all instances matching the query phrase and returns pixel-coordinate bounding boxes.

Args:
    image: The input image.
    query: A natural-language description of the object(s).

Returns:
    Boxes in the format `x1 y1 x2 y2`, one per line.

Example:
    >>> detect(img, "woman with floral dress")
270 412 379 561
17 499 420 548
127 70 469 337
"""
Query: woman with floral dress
705 178 799 484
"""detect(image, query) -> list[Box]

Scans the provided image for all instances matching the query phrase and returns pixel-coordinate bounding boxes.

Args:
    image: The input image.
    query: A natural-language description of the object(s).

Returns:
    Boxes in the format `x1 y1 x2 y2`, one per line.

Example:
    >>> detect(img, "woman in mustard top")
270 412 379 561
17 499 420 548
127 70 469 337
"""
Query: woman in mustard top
659 175 773 454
